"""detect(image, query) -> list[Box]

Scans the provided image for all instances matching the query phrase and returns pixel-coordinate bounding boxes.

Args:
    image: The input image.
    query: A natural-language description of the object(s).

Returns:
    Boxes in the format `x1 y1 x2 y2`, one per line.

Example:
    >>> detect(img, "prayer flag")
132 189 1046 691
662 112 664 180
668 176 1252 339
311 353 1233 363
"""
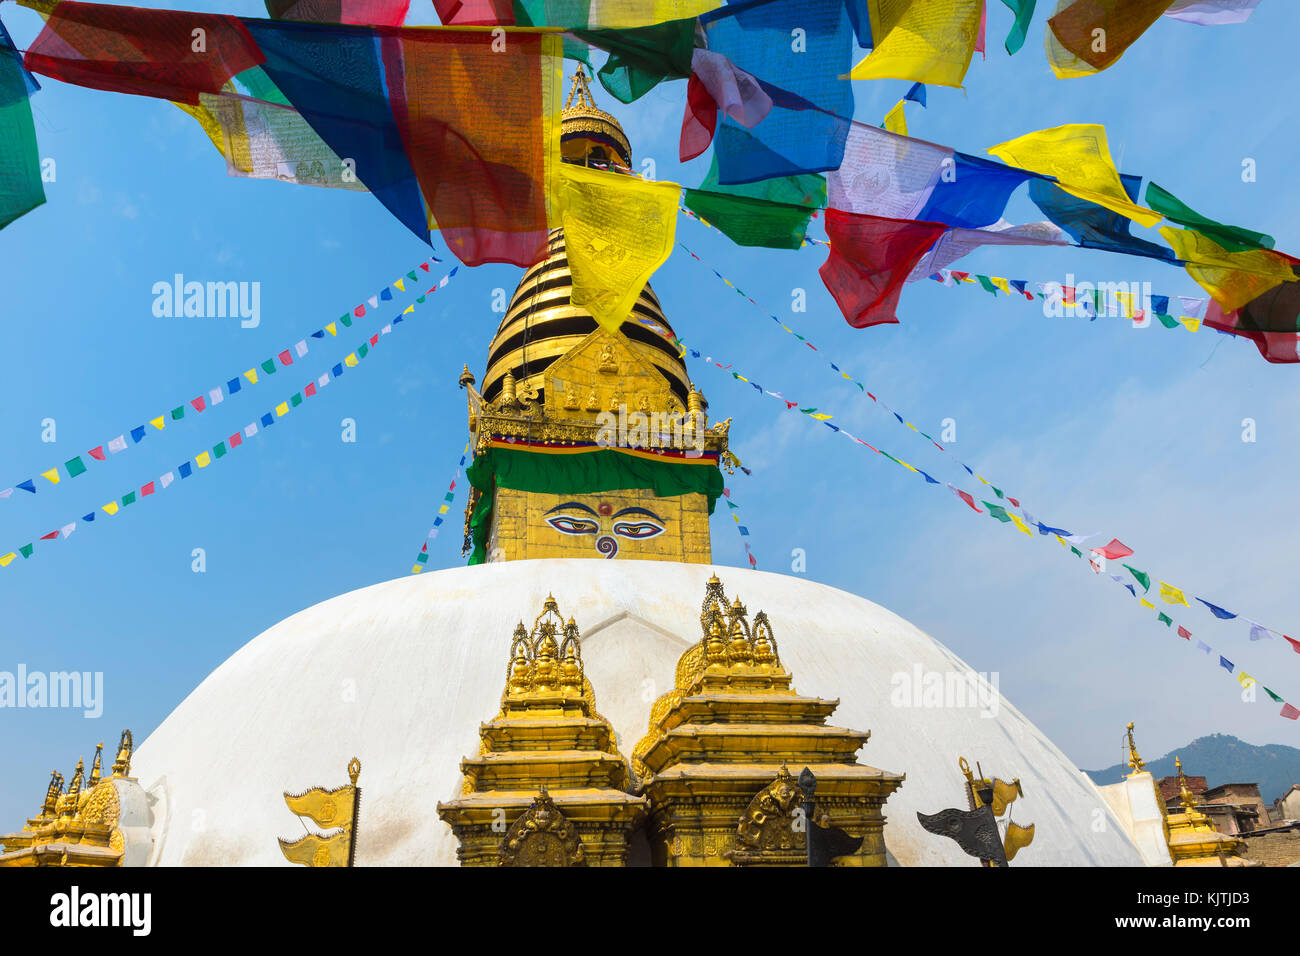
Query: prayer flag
1046 0 1176 77
1176 626 1191 639
267 0 411 26
988 124 1161 227
850 0 984 87
1122 564 1150 592
195 451 211 468
1283 703 1300 720
1202 277 1300 364
556 163 679 333
1158 582 1189 606
1197 597 1236 619
819 209 948 328
65 456 87 478
40 468 60 485
1164 0 1260 24
1000 0 1037 53
881 99 907 136
1146 181 1273 252
0 18 46 231
1159 227 1295 312
1219 655 1233 673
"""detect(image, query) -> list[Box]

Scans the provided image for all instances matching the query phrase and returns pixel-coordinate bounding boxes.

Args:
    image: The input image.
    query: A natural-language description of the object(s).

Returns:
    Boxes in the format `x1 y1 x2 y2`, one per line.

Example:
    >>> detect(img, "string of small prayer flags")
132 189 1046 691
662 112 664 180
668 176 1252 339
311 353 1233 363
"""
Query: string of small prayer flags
678 341 1297 720
0 266 460 569
673 236 1034 518
410 441 470 574
0 253 443 503
924 266 1215 333
720 486 757 569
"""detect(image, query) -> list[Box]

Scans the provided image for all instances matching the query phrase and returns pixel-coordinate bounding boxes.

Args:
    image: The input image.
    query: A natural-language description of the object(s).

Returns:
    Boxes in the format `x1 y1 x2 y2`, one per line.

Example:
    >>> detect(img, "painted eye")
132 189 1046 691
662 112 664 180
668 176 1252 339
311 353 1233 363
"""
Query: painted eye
545 515 598 536
612 521 664 540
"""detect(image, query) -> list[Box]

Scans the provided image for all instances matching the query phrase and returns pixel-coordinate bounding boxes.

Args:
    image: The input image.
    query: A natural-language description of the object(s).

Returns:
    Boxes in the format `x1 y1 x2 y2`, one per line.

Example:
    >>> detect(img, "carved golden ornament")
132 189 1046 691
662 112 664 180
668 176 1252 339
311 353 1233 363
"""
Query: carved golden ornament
958 755 1036 864
499 594 598 712
86 743 104 789
1125 721 1147 776
80 780 120 829
39 771 64 819
735 765 805 854
57 758 85 818
278 758 362 868
499 788 586 867
599 343 618 374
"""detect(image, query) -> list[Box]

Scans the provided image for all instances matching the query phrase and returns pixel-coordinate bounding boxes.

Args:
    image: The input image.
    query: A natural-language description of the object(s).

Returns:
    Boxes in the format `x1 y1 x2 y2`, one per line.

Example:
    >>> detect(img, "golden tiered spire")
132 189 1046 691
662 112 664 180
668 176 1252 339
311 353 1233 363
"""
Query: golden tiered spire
1125 721 1146 776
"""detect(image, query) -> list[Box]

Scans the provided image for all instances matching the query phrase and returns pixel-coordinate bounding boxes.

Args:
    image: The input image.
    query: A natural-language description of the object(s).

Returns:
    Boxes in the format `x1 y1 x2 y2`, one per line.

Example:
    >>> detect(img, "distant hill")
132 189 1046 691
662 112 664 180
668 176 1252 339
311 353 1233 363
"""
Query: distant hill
1084 734 1300 805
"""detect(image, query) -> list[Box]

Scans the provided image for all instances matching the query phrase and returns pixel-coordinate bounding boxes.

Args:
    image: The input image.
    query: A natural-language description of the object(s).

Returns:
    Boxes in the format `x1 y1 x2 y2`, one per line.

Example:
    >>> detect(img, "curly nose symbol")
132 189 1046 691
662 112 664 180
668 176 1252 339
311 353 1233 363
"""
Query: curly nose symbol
595 535 618 559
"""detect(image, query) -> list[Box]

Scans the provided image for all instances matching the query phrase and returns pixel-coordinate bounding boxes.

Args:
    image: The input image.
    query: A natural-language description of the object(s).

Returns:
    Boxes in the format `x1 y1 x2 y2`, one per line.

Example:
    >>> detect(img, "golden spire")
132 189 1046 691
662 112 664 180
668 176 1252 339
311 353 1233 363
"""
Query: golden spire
564 63 597 112
111 729 134 778
87 742 104 788
1125 721 1146 776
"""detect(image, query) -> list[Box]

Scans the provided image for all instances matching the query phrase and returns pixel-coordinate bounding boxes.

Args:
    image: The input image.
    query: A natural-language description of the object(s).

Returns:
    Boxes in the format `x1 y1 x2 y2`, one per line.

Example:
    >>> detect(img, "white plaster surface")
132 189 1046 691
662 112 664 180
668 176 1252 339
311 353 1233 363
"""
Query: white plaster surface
1098 774 1174 867
130 560 1144 866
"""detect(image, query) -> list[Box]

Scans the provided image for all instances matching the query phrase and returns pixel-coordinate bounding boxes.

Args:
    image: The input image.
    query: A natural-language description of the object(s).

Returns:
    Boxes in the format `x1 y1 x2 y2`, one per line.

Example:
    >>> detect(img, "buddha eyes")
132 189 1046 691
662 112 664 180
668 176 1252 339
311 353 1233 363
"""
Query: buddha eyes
545 515 600 536
612 520 664 540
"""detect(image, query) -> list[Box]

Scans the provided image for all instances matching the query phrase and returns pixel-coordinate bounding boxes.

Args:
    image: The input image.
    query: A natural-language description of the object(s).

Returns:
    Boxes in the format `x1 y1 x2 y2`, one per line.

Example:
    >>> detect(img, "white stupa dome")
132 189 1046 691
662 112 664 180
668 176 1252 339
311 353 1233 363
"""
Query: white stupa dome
130 559 1143 866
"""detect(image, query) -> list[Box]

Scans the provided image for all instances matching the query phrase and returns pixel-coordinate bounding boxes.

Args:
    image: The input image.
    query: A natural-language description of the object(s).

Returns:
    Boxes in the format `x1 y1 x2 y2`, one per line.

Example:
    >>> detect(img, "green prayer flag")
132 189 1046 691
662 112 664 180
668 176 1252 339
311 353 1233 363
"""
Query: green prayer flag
261 359 276 374
357 343 369 359
1146 182 1274 253
290 392 303 407
19 543 33 558
1265 687 1283 703
575 18 695 104
1158 613 1172 626
212 442 226 459
121 491 136 506
340 314 353 327
983 502 1011 522
999 0 1036 55
700 151 826 209
416 551 429 563
1070 546 1081 556
1156 313 1180 329
171 406 185 421
682 188 815 250
992 486 1004 499
0 29 46 232
1123 564 1151 592
977 275 999 295
64 456 87 478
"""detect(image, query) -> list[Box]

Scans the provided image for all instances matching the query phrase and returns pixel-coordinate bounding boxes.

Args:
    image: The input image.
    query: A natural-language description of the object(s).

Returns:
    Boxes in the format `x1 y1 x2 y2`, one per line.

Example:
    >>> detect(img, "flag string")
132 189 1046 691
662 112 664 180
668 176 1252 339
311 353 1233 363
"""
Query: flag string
409 440 470 574
720 485 757 569
0 265 461 569
0 252 443 504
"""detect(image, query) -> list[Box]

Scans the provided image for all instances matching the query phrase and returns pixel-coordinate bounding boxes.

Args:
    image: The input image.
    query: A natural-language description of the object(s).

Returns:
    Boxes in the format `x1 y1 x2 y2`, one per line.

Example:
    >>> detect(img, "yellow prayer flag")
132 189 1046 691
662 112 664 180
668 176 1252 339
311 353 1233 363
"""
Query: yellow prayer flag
882 99 908 136
1237 671 1255 689
278 831 351 868
0 553 15 567
411 564 423 574
195 451 211 468
556 164 680 333
275 402 289 417
1158 227 1294 312
1139 599 1154 610
586 0 721 28
811 413 833 421
326 322 338 336
40 468 60 485
896 459 919 473
402 305 414 316
849 0 983 88
244 368 258 384
988 125 1162 228
1055 535 1068 548
102 502 119 516
345 353 359 367
1158 582 1189 606
149 416 165 430
1008 513 1033 537
1179 316 1201 333
906 422 918 432
991 277 1012 295
977 475 989 485
173 99 227 157
438 504 449 515
393 278 405 292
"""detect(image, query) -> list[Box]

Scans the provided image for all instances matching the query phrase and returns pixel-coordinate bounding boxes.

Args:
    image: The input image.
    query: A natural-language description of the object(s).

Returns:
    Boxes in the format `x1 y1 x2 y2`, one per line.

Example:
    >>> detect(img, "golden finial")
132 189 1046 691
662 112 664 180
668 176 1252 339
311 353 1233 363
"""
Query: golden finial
458 363 475 389
111 729 134 778
348 757 361 787
1125 722 1146 776
87 742 104 788
564 63 597 112
1175 756 1198 811
40 770 64 819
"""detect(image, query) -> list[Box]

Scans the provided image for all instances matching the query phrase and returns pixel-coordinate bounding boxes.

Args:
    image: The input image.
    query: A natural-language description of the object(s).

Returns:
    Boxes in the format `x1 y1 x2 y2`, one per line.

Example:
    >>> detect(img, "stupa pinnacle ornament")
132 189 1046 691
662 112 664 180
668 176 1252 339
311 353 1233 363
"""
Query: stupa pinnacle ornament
1125 721 1146 776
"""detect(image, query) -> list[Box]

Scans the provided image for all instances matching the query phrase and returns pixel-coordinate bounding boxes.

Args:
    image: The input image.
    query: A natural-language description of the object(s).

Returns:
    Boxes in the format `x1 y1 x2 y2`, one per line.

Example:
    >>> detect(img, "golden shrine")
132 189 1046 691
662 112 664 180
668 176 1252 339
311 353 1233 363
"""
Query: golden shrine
0 730 148 867
1164 756 1256 867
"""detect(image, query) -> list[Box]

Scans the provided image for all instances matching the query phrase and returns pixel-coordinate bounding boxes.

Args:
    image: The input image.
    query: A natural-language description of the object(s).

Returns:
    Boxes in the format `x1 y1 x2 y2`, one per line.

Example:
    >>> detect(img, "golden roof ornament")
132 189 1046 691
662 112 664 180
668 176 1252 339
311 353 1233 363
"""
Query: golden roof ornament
561 64 631 168
39 770 64 820
498 787 586 867
111 729 133 778
278 758 363 868
86 742 104 789
1125 721 1146 776
1175 756 1198 812
458 363 475 389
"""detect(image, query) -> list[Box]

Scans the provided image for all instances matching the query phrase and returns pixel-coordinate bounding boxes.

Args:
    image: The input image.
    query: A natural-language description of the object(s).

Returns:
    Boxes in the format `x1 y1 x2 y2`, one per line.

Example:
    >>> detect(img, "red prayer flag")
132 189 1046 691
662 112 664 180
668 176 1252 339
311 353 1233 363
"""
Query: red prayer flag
278 349 294 366
1007 497 1020 507
39 530 59 540
819 210 946 329
23 2 264 105
1176 626 1191 640
382 29 556 267
431 0 513 25
1203 278 1300 364
228 432 243 448
1284 635 1300 655
354 304 366 317
190 396 206 412
369 334 379 346
955 489 982 513
680 71 717 162
87 446 105 461
1282 702 1300 720
1090 538 1133 560
420 541 429 552
419 262 430 272
141 481 155 496
304 382 317 397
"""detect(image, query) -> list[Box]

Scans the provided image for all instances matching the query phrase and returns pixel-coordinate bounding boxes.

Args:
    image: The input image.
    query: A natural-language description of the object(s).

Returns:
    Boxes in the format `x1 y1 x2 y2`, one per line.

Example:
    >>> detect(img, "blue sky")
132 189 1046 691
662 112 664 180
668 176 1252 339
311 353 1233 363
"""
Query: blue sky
3 1 1300 826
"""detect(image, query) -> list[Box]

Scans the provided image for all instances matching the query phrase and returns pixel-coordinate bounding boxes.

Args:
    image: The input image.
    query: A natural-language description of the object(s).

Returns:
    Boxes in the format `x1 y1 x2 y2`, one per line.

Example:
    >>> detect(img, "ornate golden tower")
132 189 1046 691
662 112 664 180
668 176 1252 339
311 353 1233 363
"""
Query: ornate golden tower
461 67 736 566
